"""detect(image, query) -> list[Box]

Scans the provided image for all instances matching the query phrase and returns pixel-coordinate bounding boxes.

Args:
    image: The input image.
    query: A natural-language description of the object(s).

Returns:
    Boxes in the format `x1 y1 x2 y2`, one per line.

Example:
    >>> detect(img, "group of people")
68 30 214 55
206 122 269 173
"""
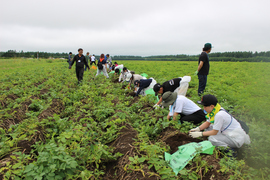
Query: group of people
68 48 113 82
68 43 250 152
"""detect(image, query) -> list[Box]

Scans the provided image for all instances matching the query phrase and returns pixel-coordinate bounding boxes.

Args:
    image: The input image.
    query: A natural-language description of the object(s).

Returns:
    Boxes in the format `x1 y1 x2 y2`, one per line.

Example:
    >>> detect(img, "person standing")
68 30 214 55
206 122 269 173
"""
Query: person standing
69 48 90 84
96 54 109 78
85 52 90 71
106 54 112 65
189 95 250 149
90 54 96 65
68 52 72 67
162 92 206 124
195 43 212 96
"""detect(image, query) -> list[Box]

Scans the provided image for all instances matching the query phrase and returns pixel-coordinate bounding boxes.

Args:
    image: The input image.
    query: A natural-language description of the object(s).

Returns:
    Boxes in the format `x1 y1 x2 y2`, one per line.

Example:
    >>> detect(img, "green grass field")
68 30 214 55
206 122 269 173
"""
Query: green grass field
0 58 269 179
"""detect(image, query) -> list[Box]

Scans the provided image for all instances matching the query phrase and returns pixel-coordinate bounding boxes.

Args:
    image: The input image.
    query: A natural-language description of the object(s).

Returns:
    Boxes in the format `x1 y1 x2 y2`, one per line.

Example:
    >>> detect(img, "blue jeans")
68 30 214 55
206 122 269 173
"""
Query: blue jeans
198 75 207 95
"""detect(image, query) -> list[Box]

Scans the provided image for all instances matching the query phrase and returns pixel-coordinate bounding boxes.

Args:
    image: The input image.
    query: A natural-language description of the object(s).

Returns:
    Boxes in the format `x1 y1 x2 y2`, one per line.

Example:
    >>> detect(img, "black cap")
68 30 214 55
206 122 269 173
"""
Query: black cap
153 83 161 96
78 48 83 51
134 80 140 86
197 94 218 106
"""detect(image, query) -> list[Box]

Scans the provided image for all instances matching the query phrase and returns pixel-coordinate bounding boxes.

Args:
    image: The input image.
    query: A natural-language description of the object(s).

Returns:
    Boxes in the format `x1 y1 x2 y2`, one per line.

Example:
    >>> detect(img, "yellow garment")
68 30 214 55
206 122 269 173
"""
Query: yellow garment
206 103 221 123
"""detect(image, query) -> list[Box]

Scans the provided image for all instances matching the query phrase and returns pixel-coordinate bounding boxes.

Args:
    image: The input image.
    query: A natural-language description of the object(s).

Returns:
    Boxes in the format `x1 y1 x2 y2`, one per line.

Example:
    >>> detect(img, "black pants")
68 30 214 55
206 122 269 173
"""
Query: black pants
198 75 207 95
90 61 96 65
76 67 84 83
180 109 206 124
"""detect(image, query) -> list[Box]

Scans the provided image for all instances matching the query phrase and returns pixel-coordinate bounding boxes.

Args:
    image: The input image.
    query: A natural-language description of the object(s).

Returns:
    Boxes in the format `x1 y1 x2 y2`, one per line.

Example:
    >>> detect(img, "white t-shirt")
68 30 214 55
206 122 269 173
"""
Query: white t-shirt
169 95 201 116
207 108 242 133
131 74 144 84
91 56 95 61
115 64 124 70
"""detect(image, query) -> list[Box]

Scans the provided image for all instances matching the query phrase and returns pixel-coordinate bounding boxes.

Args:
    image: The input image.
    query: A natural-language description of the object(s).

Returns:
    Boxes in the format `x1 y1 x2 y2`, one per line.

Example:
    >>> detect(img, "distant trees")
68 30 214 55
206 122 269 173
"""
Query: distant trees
1 50 269 62
1 50 68 59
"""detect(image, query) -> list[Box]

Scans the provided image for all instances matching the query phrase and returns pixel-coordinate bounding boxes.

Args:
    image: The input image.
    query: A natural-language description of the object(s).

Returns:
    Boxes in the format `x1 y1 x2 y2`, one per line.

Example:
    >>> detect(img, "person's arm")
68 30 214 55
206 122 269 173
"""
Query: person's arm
156 97 162 105
167 112 171 120
70 56 76 67
119 73 123 82
202 129 218 136
197 61 204 72
135 87 142 96
199 121 211 131
84 57 90 69
172 112 179 121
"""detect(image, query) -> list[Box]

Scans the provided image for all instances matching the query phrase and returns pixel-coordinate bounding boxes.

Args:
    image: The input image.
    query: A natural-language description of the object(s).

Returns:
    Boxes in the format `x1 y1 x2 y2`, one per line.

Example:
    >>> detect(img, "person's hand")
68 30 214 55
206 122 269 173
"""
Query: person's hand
153 104 160 109
194 70 198 75
69 66 71 69
189 132 203 138
189 127 201 132
167 115 171 120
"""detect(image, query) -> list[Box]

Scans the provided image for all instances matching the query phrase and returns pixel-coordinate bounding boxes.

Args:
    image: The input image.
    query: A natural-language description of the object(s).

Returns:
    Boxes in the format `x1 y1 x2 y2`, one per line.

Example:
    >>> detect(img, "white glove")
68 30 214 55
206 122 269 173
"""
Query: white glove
153 104 159 109
189 127 201 132
189 132 203 138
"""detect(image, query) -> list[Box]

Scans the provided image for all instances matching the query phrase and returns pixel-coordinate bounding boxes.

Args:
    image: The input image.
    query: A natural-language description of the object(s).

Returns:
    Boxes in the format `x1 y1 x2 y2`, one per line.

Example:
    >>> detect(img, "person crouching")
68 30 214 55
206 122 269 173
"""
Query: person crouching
189 95 250 149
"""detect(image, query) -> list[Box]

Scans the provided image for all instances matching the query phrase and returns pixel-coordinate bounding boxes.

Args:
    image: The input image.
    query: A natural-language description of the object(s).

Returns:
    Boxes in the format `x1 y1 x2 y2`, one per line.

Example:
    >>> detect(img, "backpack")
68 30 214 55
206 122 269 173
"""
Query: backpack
98 62 103 70
237 120 249 134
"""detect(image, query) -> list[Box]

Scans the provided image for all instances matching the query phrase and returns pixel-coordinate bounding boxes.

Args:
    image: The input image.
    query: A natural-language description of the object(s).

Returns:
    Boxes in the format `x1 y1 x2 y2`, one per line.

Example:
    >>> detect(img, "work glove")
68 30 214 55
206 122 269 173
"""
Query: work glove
194 70 198 75
189 132 203 138
189 127 201 132
153 104 160 109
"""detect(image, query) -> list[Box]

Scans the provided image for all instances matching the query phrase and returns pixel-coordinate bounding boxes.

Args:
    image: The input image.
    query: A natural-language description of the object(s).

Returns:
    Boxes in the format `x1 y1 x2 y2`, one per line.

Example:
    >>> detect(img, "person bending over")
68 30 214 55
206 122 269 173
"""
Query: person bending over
162 92 206 124
134 78 157 97
153 76 191 108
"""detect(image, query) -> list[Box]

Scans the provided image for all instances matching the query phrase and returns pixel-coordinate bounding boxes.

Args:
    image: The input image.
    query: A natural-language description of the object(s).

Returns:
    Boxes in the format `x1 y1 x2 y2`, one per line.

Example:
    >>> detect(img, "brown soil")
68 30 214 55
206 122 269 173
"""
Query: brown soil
111 98 119 105
127 92 136 97
121 85 127 89
39 89 49 95
38 99 65 120
33 79 47 87
3 100 32 129
17 140 34 154
159 127 202 153
104 124 159 180
112 78 120 83
7 94 19 100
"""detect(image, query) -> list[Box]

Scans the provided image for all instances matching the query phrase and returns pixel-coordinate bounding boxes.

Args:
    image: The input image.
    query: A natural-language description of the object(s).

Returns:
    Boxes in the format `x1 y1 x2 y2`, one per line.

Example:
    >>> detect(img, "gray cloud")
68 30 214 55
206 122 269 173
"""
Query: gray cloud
0 0 269 56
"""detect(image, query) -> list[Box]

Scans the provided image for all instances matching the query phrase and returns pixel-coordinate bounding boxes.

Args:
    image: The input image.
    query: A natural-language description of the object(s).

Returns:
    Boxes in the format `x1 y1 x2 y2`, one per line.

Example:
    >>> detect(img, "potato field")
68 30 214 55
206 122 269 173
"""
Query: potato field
0 59 269 179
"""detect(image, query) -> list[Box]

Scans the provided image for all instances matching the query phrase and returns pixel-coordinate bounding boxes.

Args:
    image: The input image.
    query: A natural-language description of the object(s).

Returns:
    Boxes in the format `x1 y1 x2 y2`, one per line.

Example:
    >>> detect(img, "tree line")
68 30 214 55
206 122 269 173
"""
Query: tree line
1 50 270 62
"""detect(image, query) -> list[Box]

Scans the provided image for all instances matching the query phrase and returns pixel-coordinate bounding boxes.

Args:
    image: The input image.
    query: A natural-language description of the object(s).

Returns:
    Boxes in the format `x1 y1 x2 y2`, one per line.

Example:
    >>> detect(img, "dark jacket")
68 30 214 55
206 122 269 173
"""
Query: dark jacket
135 79 152 96
162 78 182 95
71 54 90 69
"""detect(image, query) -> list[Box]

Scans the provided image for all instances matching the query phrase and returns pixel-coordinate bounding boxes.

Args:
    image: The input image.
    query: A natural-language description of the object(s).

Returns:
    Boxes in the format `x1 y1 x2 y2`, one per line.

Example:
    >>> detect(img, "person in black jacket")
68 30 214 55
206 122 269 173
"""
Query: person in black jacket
134 79 153 97
69 48 90 84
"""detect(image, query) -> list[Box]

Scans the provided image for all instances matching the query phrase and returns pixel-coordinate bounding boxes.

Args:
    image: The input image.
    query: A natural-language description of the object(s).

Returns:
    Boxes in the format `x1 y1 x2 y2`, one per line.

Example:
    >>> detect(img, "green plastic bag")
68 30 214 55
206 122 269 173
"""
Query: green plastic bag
141 73 148 78
144 89 159 102
164 141 215 175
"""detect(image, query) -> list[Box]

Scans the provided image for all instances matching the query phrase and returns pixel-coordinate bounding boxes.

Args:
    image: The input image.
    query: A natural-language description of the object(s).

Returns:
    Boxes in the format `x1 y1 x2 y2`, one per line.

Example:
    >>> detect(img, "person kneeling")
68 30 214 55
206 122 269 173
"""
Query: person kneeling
162 92 206 124
189 95 250 149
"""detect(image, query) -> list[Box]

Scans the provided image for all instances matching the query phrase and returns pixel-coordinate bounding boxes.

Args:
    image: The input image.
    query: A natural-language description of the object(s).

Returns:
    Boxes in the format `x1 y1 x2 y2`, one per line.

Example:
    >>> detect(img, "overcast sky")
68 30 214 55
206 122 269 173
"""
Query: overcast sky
0 0 269 56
